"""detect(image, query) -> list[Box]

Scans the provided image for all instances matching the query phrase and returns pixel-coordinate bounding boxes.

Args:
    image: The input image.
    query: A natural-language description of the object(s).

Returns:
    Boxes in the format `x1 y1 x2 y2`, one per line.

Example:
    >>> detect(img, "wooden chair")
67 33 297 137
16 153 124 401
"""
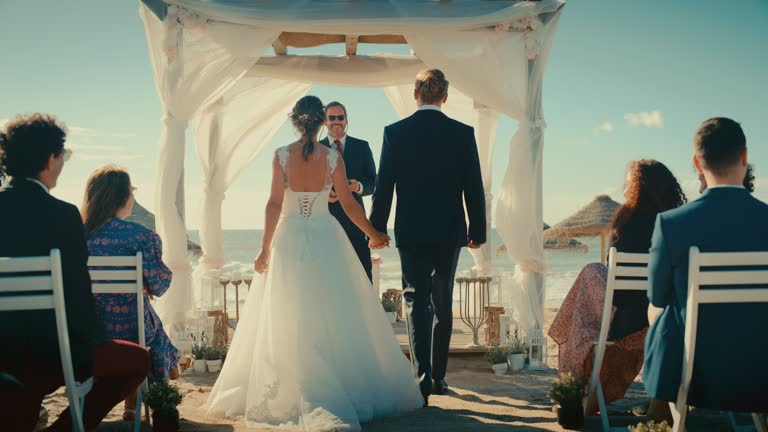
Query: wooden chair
0 249 93 432
88 253 149 432
670 246 768 432
585 247 649 431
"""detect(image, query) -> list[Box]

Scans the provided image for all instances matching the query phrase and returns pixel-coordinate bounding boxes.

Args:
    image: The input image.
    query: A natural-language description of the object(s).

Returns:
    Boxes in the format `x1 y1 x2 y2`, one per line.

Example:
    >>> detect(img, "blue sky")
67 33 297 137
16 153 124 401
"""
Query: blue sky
1 0 766 229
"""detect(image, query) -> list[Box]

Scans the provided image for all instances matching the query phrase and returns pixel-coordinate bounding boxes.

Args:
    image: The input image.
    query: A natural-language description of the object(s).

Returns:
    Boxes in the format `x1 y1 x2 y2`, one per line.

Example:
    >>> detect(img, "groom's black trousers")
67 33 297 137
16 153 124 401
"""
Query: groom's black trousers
398 247 461 381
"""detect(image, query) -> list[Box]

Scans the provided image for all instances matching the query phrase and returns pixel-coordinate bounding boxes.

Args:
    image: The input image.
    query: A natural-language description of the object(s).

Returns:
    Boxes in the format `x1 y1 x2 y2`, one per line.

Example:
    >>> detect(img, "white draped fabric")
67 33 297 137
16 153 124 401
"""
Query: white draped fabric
139 0 565 335
192 77 312 298
140 2 279 331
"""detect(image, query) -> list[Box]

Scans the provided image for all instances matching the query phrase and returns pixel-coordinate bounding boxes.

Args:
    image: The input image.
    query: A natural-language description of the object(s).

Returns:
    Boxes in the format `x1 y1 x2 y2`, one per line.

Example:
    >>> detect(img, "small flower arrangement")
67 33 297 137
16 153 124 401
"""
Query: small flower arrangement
548 372 584 404
484 345 508 365
381 297 398 313
629 421 672 432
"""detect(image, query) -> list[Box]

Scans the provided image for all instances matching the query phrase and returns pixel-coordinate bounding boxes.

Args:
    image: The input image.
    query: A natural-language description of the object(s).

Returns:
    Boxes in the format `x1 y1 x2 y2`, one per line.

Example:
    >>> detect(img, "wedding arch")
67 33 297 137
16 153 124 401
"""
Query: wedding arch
138 0 566 334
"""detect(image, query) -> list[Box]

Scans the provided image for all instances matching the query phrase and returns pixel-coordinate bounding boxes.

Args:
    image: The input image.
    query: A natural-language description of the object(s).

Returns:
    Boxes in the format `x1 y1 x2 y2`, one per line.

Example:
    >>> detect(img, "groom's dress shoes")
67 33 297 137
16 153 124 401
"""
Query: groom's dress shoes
433 379 448 395
418 374 432 407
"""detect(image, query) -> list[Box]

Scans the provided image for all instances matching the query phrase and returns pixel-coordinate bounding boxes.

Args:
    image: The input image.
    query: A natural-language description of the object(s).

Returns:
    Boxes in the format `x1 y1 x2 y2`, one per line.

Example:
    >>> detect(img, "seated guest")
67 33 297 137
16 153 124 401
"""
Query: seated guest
548 159 686 413
81 165 181 421
644 118 768 422
0 114 149 431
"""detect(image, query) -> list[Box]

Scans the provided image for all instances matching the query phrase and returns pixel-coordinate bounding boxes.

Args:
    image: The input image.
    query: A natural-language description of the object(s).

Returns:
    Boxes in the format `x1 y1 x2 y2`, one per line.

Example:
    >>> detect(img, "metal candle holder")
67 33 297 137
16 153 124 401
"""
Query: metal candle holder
457 276 492 348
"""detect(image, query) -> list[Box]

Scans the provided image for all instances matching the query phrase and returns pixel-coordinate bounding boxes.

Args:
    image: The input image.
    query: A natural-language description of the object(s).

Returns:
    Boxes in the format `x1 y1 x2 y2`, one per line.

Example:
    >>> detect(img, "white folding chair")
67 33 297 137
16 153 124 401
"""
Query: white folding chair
670 246 768 432
585 247 649 431
0 249 93 432
88 253 149 432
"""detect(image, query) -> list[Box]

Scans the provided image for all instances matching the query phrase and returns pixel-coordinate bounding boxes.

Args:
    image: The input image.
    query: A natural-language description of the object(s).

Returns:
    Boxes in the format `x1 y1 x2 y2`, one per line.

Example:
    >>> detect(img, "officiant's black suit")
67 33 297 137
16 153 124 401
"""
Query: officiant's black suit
320 135 377 281
370 109 486 391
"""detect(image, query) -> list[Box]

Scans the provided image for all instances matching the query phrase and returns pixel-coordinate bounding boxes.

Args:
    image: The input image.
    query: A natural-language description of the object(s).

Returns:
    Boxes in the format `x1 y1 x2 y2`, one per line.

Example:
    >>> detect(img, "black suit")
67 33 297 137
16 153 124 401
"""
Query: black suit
320 135 377 281
0 179 104 373
370 109 486 381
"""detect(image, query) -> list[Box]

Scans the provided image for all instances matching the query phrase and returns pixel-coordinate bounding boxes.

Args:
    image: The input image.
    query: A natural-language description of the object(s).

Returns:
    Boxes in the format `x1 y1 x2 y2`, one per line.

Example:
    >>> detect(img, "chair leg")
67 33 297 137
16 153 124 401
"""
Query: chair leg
596 381 610 432
670 402 687 432
134 390 143 432
753 413 767 432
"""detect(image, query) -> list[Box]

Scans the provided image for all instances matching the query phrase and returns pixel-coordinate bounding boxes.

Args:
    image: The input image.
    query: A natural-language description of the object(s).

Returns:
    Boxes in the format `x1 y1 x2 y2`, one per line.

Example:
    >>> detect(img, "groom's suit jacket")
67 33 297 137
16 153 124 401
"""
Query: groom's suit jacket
0 179 105 374
370 109 486 248
643 187 768 410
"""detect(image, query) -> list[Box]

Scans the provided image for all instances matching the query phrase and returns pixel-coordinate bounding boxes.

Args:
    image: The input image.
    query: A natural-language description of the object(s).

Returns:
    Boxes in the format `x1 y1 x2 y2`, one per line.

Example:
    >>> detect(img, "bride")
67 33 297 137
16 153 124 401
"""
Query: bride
205 96 424 431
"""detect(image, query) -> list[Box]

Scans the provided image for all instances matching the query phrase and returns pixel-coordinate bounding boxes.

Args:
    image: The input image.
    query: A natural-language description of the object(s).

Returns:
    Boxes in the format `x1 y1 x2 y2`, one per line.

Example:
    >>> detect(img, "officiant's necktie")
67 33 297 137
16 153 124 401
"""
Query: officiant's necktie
333 139 343 155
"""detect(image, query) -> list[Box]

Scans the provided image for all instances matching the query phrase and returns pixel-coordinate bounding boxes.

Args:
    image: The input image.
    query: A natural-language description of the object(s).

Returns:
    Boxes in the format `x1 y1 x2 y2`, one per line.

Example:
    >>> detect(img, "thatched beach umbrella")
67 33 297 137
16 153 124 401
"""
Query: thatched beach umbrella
544 195 621 263
496 222 588 255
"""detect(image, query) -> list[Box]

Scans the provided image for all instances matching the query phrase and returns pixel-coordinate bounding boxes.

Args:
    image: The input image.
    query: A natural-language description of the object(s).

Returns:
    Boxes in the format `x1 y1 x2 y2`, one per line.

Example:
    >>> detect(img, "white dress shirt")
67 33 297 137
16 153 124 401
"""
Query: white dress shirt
25 177 50 194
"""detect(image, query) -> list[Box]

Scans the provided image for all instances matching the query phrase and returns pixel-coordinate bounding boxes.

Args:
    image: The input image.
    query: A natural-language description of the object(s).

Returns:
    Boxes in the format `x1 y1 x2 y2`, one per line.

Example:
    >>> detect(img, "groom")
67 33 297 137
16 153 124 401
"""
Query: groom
370 69 486 405
320 101 377 281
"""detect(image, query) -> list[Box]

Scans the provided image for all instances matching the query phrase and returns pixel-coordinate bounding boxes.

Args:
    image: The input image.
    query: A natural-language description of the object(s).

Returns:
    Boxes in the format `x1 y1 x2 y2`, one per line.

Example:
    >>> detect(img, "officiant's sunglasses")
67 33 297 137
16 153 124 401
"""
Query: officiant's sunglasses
327 115 346 121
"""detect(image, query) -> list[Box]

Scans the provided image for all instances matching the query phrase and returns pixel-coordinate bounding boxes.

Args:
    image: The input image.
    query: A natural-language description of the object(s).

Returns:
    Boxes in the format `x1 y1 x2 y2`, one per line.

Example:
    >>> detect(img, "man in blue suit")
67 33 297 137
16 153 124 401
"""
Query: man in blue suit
644 117 768 421
320 101 377 281
370 69 486 405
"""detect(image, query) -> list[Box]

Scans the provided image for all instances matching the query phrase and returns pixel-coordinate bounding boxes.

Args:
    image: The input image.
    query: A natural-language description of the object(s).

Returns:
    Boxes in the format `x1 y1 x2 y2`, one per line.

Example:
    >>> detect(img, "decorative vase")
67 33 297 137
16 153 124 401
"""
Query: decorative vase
152 409 180 432
556 401 585 430
192 359 206 373
490 363 508 375
507 353 525 371
206 359 222 372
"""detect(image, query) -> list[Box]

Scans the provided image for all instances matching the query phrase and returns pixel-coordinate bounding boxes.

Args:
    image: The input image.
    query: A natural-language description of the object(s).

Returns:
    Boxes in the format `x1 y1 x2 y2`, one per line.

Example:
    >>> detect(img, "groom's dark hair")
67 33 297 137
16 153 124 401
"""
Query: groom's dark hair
415 69 449 104
694 117 746 175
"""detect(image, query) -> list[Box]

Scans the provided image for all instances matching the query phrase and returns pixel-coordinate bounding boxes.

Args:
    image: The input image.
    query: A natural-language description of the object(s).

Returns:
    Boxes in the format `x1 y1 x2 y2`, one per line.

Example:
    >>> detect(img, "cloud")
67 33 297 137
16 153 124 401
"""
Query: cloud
593 121 614 135
624 111 664 128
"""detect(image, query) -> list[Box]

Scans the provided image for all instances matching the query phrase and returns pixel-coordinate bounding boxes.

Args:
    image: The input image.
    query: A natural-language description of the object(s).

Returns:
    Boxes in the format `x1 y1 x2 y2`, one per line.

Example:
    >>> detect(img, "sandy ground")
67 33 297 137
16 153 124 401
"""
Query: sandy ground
40 307 741 431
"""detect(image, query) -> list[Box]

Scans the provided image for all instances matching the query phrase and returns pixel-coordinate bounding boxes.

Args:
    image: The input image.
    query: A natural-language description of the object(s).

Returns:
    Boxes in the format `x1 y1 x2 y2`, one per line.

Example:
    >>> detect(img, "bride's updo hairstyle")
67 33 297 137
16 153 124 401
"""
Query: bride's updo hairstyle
415 68 449 104
290 95 326 160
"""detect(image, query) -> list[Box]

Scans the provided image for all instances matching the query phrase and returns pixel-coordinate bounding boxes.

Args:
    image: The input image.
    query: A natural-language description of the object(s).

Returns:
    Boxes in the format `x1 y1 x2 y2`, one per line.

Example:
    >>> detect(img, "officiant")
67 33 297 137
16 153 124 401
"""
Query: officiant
321 101 377 281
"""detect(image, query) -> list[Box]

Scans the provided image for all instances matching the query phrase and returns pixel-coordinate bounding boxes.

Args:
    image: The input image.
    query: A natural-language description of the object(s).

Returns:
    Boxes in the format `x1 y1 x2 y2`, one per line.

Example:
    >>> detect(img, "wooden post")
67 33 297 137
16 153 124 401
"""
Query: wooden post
600 232 606 265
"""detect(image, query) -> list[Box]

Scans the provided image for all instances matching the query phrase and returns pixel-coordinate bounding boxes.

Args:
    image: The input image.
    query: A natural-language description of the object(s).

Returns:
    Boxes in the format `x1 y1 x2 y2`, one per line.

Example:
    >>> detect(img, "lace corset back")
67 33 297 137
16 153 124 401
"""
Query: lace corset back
276 145 338 219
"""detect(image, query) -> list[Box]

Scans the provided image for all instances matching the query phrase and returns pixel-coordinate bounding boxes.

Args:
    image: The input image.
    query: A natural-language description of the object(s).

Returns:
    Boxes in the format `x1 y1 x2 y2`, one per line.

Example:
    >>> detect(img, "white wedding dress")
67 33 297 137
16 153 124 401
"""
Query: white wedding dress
205 146 423 431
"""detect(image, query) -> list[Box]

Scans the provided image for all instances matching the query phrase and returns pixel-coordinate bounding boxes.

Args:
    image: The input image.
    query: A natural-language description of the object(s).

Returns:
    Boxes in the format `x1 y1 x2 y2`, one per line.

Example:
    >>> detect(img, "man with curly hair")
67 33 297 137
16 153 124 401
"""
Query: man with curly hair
0 113 150 431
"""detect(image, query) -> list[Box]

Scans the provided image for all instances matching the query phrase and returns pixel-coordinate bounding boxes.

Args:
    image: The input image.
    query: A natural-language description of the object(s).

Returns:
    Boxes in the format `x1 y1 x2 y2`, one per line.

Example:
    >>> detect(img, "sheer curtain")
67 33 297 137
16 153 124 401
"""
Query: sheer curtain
192 77 311 304
140 3 278 332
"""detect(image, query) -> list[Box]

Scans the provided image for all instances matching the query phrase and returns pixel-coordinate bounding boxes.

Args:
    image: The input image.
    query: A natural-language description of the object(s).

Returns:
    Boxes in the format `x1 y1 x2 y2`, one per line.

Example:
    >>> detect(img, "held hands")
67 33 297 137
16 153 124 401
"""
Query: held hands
368 231 391 250
254 250 270 274
467 238 483 249
348 179 361 194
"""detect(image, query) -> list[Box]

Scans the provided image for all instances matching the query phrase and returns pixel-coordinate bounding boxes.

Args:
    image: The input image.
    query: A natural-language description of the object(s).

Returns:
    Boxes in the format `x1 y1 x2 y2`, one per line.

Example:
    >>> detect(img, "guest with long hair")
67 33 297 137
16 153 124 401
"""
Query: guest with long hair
548 159 687 413
81 165 180 421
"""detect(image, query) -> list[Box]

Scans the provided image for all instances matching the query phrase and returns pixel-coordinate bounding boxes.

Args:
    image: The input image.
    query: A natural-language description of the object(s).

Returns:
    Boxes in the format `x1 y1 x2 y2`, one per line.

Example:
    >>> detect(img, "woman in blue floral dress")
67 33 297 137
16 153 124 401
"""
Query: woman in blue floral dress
81 166 182 421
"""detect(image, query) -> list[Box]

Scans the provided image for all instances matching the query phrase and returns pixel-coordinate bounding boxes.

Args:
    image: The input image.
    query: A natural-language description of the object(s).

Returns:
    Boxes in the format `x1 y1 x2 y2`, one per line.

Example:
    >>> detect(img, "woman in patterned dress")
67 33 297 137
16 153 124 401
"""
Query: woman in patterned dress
81 165 182 421
548 160 687 414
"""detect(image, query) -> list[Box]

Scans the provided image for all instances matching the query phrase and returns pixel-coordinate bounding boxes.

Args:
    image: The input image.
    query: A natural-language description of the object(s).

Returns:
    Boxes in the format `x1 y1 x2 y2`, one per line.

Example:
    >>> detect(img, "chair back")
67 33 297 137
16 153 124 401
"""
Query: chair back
0 249 87 431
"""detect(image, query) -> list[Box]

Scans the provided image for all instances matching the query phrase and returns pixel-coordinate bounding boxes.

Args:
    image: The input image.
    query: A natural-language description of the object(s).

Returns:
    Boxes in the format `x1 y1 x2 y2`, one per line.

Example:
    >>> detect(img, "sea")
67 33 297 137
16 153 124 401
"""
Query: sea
188 229 603 308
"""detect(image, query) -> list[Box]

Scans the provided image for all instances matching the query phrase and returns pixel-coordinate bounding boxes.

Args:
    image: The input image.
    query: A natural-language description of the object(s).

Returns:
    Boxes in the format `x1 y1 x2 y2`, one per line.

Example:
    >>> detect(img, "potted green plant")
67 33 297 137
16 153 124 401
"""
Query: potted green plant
190 332 208 373
145 381 183 432
505 337 527 371
485 345 508 375
629 420 672 432
548 372 585 430
205 346 223 372
381 297 398 323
